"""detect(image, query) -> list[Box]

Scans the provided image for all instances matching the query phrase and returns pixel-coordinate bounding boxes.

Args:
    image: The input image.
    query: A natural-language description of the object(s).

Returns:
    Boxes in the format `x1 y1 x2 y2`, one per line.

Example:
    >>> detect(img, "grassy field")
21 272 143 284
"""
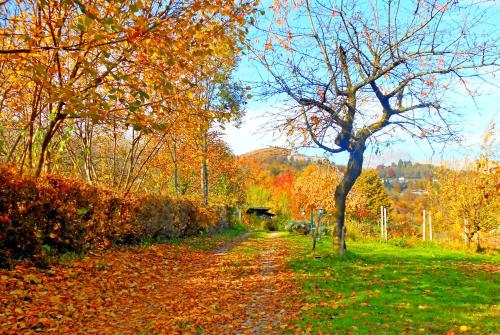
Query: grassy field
286 234 499 335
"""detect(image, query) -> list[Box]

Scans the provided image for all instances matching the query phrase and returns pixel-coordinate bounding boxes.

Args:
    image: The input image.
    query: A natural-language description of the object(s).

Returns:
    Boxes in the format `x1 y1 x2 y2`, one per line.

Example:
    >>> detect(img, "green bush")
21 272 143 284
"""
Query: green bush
273 211 292 231
389 236 425 248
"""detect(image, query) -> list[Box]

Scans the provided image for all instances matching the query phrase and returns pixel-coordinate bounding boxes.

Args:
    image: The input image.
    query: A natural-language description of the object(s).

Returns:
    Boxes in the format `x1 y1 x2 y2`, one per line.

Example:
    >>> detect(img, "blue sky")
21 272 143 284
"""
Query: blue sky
223 0 499 167
223 88 498 166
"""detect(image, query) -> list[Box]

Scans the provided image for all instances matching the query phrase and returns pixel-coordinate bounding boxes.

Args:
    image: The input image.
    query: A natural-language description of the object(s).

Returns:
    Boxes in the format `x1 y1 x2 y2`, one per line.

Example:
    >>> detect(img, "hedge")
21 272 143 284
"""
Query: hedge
0 164 232 267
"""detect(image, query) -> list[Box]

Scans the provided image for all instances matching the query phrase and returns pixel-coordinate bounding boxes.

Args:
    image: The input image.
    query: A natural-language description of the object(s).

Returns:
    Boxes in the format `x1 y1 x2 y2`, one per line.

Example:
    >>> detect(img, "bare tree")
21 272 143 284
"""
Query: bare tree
256 0 499 255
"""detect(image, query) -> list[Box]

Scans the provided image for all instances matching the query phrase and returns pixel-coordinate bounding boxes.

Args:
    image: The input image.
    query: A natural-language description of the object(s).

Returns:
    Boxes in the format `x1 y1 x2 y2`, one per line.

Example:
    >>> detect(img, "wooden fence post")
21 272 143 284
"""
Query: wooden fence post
422 209 426 241
383 207 388 241
428 211 433 241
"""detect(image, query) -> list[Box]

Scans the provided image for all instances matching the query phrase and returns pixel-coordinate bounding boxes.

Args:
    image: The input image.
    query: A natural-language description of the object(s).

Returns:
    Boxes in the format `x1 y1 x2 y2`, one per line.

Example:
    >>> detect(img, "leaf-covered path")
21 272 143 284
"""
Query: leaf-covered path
1 232 305 334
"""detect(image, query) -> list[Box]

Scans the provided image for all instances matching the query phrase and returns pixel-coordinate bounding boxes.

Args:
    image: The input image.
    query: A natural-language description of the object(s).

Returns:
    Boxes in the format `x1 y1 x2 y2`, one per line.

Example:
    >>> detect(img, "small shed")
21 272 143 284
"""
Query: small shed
245 207 275 219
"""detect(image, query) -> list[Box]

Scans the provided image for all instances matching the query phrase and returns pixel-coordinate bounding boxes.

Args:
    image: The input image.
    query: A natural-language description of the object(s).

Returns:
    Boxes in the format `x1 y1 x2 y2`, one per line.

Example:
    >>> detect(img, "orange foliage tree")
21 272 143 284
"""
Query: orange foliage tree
293 163 340 214
0 0 257 204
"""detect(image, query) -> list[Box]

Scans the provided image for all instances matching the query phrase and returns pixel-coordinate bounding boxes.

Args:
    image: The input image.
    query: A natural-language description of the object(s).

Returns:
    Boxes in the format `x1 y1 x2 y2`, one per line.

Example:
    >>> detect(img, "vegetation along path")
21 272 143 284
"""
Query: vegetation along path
0 231 305 334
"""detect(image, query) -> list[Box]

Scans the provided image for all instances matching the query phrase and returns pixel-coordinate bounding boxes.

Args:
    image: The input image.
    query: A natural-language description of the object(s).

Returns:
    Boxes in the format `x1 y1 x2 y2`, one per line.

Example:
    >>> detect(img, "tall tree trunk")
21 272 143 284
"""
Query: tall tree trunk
476 231 481 251
333 142 365 256
81 119 94 183
201 131 209 205
35 114 65 177
112 112 118 187
312 213 321 251
173 140 179 195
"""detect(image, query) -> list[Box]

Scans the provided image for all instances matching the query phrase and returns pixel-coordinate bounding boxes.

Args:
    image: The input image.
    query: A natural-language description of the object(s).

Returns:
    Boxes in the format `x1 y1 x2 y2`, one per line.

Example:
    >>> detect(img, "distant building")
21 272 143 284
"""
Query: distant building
411 189 428 195
287 150 325 163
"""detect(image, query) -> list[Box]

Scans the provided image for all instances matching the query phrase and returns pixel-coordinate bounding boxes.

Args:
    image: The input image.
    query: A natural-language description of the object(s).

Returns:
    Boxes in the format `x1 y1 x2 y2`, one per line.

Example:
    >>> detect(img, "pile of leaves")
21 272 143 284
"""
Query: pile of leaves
0 164 231 267
0 233 304 334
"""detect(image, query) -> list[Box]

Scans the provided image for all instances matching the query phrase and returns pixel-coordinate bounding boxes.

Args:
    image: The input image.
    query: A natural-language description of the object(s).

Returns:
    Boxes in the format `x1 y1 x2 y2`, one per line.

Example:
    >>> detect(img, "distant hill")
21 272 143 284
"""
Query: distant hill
239 147 330 173
239 147 291 162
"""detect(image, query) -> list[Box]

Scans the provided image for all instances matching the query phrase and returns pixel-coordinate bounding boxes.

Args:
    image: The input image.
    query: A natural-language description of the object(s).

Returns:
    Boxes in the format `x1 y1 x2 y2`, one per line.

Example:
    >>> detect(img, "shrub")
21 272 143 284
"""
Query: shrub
0 164 231 267
286 220 311 235
261 219 278 231
389 236 424 248
273 210 292 231
345 219 370 241
321 225 332 236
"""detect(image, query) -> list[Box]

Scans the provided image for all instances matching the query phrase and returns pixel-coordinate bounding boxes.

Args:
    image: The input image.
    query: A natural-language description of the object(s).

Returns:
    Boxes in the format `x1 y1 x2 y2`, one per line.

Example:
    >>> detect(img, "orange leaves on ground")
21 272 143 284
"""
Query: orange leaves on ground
0 234 305 334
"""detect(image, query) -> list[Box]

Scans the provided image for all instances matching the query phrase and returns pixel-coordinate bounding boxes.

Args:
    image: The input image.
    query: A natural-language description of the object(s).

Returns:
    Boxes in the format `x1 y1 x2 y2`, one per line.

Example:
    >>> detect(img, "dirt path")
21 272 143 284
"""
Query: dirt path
237 232 291 334
1 232 304 334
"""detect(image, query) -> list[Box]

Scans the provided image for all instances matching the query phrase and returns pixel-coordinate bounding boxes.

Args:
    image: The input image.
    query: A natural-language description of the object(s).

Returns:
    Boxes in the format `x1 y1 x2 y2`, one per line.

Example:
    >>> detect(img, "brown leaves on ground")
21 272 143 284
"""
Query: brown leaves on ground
1 233 304 334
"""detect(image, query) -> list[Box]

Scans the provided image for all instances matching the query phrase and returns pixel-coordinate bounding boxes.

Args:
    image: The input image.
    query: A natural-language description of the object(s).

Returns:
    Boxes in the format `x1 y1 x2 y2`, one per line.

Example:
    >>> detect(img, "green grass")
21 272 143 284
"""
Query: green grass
286 234 500 335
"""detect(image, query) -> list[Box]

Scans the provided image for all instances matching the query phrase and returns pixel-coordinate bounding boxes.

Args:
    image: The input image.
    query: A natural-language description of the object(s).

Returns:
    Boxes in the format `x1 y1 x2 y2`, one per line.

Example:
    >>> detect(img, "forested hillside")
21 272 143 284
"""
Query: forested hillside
239 146 499 250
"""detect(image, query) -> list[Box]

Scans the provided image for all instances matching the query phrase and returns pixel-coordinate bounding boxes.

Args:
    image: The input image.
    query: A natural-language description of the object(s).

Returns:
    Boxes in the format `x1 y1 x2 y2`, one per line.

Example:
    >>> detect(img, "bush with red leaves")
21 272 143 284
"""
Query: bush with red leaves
0 165 231 267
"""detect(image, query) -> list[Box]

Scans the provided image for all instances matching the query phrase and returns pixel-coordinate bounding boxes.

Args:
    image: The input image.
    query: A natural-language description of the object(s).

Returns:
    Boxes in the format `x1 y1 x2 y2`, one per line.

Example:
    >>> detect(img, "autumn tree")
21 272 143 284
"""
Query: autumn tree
293 163 340 214
0 0 257 180
191 63 248 205
430 166 498 249
205 138 247 205
349 169 390 225
429 125 499 249
257 0 499 255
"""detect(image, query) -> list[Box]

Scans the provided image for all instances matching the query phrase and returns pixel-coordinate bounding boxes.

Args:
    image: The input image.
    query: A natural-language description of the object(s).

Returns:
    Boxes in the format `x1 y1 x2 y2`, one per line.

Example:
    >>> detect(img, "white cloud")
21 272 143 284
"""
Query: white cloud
222 104 287 155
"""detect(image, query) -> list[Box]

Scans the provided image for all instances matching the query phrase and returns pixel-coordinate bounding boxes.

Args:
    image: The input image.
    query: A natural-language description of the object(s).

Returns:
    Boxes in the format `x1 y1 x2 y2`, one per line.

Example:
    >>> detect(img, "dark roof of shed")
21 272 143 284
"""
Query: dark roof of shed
246 207 275 216
246 207 272 211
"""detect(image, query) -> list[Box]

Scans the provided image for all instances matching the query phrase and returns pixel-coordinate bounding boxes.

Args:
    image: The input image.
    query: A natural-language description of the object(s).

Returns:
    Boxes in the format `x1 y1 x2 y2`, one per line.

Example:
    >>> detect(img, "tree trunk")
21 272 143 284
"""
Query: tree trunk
312 214 321 251
35 115 66 177
201 131 209 205
476 231 481 251
173 140 179 195
333 143 365 256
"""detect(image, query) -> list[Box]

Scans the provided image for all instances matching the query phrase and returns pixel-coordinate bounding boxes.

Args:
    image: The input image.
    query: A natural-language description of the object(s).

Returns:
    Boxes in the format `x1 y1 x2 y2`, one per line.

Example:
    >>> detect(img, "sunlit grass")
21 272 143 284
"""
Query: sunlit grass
286 234 500 335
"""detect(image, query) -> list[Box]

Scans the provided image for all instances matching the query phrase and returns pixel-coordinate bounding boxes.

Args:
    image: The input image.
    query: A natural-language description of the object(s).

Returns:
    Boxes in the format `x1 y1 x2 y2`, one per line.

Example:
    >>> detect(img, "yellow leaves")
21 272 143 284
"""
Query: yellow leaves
1 0 257 162
300 303 317 311
23 274 41 284
293 163 339 212
49 295 61 304
446 325 472 335
417 305 431 310
459 325 471 332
